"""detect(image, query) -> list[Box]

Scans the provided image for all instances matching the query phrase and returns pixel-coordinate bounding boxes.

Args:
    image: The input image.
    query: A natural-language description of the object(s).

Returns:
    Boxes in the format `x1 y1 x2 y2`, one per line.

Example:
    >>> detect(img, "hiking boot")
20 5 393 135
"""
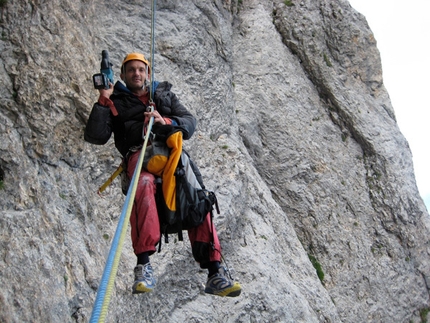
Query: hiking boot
132 263 156 294
204 266 242 297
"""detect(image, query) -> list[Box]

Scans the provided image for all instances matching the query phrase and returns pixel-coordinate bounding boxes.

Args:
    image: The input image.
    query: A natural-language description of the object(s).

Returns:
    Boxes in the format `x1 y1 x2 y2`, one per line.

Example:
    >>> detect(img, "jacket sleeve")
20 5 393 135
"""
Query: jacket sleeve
169 93 196 140
155 82 196 140
84 102 113 145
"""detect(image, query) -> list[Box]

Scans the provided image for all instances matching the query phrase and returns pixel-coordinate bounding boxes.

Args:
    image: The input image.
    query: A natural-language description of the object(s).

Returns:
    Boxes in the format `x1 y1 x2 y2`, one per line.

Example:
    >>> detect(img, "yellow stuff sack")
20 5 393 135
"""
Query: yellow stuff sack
143 140 170 176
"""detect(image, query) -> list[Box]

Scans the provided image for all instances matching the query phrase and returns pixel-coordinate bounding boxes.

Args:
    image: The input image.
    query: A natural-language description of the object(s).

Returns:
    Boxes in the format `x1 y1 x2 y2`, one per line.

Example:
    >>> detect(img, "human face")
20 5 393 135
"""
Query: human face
121 60 149 93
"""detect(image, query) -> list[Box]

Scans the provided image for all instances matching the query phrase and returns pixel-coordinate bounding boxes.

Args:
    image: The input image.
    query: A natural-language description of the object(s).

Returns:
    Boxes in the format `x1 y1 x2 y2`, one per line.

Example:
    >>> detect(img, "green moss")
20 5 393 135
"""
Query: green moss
308 254 324 282
284 0 294 6
420 308 429 323
0 180 4 190
323 53 333 67
0 0 8 8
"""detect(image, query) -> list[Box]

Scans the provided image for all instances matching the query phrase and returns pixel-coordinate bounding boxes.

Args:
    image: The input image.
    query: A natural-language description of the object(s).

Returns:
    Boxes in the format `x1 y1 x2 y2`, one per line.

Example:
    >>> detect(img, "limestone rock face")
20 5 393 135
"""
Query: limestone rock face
0 0 429 322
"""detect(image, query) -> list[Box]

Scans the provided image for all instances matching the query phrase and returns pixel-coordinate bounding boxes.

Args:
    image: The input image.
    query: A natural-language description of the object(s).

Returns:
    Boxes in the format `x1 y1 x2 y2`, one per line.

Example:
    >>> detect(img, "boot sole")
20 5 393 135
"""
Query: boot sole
205 282 242 297
132 282 154 294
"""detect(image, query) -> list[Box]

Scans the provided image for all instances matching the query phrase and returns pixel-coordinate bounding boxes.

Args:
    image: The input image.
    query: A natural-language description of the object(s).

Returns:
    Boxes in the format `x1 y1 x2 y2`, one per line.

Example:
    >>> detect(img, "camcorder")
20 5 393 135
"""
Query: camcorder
93 50 114 90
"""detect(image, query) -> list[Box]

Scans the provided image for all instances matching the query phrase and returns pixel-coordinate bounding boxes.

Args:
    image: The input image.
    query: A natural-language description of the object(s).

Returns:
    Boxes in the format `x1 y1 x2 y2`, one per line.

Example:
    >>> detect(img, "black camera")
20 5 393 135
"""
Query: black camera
93 73 109 90
93 50 114 90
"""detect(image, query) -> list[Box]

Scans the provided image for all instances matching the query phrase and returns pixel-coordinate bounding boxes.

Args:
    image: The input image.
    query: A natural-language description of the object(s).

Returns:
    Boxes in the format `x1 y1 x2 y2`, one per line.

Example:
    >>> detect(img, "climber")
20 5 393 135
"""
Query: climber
84 52 241 297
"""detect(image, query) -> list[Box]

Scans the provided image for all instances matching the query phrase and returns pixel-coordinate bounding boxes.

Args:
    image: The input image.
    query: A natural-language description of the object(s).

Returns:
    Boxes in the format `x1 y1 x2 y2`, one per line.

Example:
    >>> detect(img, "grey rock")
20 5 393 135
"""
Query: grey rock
0 0 428 322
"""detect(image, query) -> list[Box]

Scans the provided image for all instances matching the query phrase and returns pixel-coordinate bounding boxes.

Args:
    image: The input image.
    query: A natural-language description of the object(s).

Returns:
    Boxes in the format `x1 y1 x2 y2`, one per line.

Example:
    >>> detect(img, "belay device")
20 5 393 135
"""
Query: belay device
93 50 114 90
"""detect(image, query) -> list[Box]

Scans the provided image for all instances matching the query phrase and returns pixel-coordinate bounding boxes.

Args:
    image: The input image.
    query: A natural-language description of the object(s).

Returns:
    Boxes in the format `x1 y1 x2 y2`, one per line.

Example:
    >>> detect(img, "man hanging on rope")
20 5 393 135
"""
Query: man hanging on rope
84 53 241 297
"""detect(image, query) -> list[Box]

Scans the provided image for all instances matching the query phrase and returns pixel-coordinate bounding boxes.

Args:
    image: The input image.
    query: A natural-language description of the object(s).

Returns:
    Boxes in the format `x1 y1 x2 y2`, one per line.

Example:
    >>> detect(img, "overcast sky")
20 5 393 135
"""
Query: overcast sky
348 0 430 211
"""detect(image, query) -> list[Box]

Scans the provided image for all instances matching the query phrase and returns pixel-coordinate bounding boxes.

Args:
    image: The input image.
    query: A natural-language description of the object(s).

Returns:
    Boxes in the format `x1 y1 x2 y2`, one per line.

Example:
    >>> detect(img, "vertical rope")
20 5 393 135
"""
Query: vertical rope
89 1 157 322
89 116 155 323
149 0 156 101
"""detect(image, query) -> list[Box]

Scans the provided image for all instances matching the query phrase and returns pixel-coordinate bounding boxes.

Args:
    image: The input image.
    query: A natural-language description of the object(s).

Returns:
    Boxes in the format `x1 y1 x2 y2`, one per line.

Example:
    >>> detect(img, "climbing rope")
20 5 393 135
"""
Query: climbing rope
149 0 156 101
96 1 157 194
89 1 157 322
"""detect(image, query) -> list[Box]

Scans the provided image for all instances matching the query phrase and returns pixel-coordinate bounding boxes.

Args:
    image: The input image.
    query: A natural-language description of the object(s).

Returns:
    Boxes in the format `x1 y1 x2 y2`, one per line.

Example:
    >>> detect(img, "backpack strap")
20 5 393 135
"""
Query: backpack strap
175 155 185 241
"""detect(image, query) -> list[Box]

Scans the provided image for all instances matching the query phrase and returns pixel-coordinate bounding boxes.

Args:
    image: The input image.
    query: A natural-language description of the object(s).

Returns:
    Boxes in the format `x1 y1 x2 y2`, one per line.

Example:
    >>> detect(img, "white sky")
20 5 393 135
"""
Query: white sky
348 0 430 211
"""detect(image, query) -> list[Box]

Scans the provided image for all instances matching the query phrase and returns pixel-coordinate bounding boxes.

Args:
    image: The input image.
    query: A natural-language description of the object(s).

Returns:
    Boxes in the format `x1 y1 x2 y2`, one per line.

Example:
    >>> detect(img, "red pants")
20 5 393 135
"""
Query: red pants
127 150 221 263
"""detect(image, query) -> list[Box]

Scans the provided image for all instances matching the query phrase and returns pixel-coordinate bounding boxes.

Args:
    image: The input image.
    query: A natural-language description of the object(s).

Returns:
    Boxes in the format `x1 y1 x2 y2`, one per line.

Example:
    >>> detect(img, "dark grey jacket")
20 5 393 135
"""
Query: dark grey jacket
84 81 196 157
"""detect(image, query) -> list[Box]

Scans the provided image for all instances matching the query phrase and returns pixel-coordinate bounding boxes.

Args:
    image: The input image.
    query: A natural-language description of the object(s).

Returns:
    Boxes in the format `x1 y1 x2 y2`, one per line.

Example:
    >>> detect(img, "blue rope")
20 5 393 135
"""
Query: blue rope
150 0 156 100
89 1 157 322
89 160 141 323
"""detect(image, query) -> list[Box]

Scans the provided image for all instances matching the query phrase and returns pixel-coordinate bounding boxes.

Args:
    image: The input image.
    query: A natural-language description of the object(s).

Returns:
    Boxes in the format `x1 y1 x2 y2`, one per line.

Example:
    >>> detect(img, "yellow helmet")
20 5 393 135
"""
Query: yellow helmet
121 53 150 72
